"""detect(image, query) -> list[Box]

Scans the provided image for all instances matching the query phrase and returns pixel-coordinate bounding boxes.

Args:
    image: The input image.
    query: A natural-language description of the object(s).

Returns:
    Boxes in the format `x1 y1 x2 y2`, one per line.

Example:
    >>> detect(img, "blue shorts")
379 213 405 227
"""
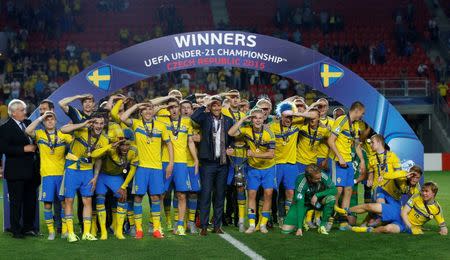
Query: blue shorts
317 157 326 166
40 176 64 202
247 166 277 191
328 159 354 187
228 157 247 185
63 168 94 198
132 166 164 196
163 162 190 192
381 202 405 232
188 166 201 192
276 163 299 190
376 188 401 206
296 163 307 175
96 173 124 198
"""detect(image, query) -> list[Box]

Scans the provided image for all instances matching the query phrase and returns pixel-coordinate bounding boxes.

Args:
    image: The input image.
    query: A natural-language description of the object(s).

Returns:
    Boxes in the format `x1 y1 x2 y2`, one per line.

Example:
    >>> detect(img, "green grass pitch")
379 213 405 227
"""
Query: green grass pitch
0 171 449 259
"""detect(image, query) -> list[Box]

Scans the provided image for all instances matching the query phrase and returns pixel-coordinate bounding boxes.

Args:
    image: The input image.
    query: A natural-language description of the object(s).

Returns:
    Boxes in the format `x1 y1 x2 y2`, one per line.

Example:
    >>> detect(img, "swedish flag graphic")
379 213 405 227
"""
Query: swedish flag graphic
320 63 344 88
86 65 111 91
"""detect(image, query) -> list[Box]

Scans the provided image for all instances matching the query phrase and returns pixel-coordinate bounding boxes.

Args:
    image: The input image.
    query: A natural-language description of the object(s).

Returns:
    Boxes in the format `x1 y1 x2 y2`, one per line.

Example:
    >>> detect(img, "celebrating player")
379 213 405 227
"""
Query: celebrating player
228 108 276 234
221 90 247 231
338 165 422 232
59 94 96 123
281 164 337 236
60 113 112 242
159 98 199 236
120 100 174 239
180 99 201 233
400 182 447 235
327 101 366 229
96 134 137 240
25 111 73 240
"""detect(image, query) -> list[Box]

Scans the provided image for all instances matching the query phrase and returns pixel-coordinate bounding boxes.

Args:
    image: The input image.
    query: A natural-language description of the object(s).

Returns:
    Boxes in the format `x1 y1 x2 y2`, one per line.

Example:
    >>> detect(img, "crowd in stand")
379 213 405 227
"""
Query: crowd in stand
1 0 450 118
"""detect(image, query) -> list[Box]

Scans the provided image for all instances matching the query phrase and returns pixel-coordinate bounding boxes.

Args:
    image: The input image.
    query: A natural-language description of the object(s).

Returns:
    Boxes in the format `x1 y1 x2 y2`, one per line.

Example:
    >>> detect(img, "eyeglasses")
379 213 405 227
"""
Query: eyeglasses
261 107 270 111
296 104 305 108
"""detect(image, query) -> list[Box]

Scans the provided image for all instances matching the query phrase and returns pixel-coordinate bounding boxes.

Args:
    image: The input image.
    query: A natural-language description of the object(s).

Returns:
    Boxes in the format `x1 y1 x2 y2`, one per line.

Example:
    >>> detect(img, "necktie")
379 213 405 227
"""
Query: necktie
20 122 26 132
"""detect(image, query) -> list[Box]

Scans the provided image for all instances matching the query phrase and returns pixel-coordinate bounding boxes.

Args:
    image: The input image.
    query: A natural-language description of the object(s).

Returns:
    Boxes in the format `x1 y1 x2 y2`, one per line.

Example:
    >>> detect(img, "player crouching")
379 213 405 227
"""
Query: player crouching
281 164 338 236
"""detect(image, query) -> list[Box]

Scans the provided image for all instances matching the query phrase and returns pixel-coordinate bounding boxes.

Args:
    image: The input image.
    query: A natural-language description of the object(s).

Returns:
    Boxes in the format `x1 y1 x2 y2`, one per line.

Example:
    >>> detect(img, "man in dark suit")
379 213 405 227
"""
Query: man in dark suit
0 99 39 239
191 95 234 235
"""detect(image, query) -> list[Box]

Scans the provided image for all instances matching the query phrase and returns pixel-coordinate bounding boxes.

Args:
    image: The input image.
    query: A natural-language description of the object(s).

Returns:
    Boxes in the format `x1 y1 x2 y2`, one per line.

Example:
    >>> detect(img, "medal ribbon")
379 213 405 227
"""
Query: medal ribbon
170 116 182 138
252 127 264 150
44 129 58 153
142 118 154 142
87 129 101 155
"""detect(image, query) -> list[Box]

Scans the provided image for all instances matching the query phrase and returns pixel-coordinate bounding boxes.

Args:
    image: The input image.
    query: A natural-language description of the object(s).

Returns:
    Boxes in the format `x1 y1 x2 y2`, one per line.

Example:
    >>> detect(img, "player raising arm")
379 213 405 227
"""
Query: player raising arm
120 100 174 239
25 111 73 240
229 108 276 234
59 114 113 242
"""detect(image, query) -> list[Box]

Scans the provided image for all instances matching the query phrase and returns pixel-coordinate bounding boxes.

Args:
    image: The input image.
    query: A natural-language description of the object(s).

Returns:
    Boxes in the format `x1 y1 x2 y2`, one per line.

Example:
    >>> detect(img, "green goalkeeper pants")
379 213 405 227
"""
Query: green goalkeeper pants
284 195 336 228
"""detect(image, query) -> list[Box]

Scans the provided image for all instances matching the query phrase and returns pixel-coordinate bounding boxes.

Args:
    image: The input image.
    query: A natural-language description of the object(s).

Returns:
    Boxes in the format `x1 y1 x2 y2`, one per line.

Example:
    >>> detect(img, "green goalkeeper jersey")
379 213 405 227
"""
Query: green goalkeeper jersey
293 172 337 207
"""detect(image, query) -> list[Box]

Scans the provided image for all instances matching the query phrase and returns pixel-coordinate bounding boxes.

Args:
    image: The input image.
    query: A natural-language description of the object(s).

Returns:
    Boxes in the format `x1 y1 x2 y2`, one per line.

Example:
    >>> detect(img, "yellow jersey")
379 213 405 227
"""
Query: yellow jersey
297 124 329 164
405 194 446 231
158 116 193 163
269 120 299 164
329 115 360 162
239 125 275 169
106 121 124 143
187 126 200 167
222 107 247 158
292 117 305 126
131 119 170 169
156 108 171 117
317 116 334 159
101 145 138 176
368 150 402 189
35 129 73 177
66 127 110 170
381 170 420 201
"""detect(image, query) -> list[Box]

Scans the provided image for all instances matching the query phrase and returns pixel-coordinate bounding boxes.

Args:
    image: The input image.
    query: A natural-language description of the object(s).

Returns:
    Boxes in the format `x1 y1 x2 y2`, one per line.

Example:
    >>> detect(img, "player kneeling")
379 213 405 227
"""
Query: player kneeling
281 164 337 236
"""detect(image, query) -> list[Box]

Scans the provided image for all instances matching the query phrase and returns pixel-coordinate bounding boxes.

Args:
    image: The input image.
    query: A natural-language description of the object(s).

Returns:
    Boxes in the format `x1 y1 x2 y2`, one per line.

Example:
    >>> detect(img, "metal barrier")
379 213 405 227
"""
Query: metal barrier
366 78 430 97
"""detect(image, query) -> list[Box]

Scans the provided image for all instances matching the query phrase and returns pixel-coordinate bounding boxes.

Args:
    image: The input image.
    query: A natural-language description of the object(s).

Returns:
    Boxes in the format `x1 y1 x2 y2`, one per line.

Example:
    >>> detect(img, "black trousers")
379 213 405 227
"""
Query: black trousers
7 180 38 235
199 161 228 229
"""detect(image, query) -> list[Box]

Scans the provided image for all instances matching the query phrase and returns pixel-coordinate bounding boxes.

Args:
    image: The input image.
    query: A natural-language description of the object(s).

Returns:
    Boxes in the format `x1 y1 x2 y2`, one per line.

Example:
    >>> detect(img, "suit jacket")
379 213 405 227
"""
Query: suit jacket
0 118 37 181
191 106 234 162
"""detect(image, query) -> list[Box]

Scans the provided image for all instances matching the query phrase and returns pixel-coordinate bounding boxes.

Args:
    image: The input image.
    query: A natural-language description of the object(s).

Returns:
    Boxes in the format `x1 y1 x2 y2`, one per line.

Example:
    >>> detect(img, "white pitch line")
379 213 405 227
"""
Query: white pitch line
219 233 266 260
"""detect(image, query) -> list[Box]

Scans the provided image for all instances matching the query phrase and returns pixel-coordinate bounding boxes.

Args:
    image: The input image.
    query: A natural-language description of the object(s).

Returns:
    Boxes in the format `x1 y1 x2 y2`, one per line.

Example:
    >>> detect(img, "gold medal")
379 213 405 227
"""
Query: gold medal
87 152 91 157
50 149 55 155
123 169 128 174
147 138 151 144
429 214 434 219
282 141 287 146
173 135 178 140
256 148 260 153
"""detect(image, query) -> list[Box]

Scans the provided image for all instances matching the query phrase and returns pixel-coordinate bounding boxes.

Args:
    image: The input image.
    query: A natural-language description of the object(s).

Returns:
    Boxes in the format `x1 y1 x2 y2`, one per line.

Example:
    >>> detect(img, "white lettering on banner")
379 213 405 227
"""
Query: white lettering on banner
217 49 286 63
174 32 257 48
144 55 170 67
171 50 202 60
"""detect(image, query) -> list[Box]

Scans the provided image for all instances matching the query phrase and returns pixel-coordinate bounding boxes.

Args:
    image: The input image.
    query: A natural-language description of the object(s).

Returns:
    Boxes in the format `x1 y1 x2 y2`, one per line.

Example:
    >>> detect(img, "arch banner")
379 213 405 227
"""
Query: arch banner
31 30 423 166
